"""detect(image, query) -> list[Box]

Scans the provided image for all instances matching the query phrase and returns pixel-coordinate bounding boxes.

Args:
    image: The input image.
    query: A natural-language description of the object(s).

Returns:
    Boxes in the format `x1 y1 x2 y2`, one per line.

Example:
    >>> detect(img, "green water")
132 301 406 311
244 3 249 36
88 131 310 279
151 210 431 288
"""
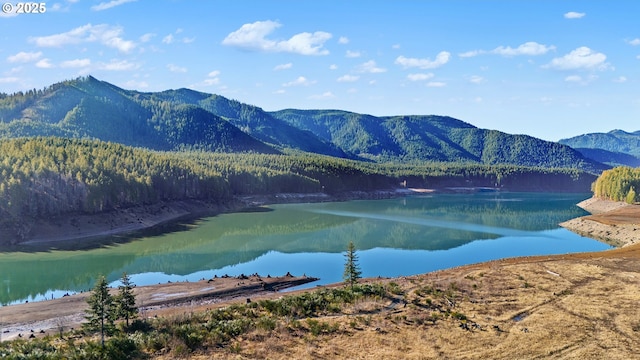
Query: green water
0 192 611 305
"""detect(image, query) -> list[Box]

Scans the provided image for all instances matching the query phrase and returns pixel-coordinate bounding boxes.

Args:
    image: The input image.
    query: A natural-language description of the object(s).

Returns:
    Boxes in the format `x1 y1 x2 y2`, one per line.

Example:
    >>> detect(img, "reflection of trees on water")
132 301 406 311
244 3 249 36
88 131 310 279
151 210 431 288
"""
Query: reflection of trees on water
0 193 590 305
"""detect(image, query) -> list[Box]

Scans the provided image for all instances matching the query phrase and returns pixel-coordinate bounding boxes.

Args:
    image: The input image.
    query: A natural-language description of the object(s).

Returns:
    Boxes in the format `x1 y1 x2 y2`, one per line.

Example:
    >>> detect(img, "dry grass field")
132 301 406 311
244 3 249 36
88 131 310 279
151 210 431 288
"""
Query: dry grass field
171 243 640 359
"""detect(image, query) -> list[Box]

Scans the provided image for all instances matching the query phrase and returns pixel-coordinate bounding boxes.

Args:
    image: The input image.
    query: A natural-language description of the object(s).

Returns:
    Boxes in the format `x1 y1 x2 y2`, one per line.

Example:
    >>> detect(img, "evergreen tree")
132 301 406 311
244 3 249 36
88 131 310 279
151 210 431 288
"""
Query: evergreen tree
343 241 362 290
115 272 138 327
84 275 115 347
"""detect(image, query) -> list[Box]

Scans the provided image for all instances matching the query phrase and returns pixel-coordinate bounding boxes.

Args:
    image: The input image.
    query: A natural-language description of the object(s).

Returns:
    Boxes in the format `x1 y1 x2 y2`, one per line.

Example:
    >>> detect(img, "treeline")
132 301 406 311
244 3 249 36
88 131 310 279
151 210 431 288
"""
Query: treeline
0 137 597 240
593 166 640 204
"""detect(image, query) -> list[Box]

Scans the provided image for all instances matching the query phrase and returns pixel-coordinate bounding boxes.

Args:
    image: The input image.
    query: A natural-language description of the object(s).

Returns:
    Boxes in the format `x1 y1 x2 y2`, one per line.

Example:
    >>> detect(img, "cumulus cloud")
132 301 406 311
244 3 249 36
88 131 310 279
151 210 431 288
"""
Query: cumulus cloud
36 58 54 68
565 75 582 82
273 63 293 71
309 91 336 99
167 64 187 73
283 76 315 87
346 50 361 58
356 60 387 73
29 23 136 53
337 74 359 82
407 73 434 81
627 38 640 46
0 77 20 83
613 76 627 83
492 42 555 56
222 20 331 55
338 36 349 44
91 0 137 11
60 58 91 68
395 51 451 69
203 70 221 85
564 11 585 19
544 47 610 70
99 59 139 71
459 50 484 58
427 82 446 87
469 75 485 84
7 51 42 63
329 64 338 70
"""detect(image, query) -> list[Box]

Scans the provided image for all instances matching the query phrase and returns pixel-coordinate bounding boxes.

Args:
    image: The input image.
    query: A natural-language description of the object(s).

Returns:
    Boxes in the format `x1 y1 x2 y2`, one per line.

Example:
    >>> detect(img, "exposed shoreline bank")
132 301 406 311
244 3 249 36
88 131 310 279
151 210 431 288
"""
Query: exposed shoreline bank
560 197 640 247
3 188 433 248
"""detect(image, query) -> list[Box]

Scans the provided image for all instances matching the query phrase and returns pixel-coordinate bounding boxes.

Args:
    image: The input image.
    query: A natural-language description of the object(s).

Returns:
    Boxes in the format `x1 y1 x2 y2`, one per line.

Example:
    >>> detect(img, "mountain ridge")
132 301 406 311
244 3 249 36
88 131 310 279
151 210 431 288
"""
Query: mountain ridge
0 76 608 172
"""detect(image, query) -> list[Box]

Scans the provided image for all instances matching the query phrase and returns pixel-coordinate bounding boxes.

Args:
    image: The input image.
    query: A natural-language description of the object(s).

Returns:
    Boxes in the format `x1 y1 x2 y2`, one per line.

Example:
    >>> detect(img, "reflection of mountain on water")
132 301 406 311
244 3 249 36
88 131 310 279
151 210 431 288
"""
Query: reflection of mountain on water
0 193 590 305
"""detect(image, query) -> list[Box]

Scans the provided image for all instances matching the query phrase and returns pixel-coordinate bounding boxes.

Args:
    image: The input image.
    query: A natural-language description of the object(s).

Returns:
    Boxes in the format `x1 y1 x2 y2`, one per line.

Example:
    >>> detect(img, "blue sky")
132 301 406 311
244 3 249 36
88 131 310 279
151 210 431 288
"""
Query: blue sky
1 0 639 141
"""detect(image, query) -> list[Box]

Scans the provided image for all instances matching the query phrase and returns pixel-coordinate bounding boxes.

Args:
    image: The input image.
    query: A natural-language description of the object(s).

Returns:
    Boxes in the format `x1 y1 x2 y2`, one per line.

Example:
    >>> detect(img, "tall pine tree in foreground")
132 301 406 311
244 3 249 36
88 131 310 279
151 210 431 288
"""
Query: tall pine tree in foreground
343 241 362 290
84 275 115 347
115 272 138 327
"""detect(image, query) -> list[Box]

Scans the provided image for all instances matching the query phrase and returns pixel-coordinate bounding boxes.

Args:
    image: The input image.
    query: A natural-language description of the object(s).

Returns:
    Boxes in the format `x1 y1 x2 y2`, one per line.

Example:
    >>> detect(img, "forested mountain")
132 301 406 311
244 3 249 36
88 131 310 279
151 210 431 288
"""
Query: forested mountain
271 109 606 171
559 130 640 158
572 148 640 168
0 137 597 243
0 76 607 171
0 76 276 153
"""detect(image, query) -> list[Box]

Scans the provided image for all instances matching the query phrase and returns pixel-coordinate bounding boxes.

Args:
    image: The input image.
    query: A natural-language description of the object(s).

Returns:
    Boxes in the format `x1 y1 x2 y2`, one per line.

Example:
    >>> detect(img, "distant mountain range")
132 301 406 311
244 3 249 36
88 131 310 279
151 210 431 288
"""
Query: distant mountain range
0 76 622 172
559 130 640 167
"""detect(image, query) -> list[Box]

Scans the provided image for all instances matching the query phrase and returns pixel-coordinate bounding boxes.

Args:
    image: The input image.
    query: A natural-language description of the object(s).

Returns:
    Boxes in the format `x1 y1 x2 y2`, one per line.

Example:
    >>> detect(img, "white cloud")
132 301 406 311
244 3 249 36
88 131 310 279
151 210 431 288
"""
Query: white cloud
407 73 434 81
337 75 359 82
613 76 627 83
395 51 451 69
29 23 136 53
459 50 484 58
492 42 555 56
544 47 610 70
167 64 187 73
392 44 401 49
91 0 137 11
60 58 91 68
283 76 315 87
273 63 293 71
564 11 585 19
356 60 387 73
309 91 335 99
36 59 54 68
628 38 640 46
162 34 174 44
222 20 332 55
427 82 446 87
346 50 361 58
338 36 349 44
139 33 155 42
0 77 20 83
329 64 338 70
469 75 485 84
99 59 139 71
203 70 221 85
565 75 582 82
7 51 42 63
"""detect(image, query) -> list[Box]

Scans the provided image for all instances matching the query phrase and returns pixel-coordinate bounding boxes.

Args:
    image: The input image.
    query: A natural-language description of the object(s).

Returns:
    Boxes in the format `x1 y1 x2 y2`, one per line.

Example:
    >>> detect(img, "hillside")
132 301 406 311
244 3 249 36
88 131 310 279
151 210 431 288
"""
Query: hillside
560 130 640 159
0 76 606 171
271 109 606 171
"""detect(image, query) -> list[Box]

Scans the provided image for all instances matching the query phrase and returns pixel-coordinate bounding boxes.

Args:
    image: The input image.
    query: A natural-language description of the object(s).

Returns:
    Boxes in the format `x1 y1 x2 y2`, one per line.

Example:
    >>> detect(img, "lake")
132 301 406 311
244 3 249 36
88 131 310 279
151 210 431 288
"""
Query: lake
0 192 612 306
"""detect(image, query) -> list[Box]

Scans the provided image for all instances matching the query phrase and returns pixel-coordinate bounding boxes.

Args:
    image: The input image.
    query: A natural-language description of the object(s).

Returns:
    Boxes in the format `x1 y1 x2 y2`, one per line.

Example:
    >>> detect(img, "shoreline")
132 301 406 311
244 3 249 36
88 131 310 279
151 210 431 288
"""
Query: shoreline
3 188 434 248
560 197 640 247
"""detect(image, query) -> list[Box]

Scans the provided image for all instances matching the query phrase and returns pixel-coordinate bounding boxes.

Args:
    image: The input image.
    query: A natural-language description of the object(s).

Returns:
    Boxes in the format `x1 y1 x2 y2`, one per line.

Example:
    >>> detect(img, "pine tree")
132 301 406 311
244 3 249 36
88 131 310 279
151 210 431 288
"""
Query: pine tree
115 272 138 327
343 241 362 290
84 275 115 347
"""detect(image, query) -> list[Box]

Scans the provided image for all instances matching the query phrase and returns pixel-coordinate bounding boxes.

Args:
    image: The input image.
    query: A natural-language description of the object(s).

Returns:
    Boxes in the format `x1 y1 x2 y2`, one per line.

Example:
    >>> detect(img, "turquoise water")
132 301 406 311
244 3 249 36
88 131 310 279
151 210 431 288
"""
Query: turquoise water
0 192 612 305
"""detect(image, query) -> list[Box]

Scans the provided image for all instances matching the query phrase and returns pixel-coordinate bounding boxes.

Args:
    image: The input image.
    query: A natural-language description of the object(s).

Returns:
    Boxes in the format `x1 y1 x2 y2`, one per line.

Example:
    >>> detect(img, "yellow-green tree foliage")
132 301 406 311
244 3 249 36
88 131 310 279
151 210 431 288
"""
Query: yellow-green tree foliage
593 166 640 204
